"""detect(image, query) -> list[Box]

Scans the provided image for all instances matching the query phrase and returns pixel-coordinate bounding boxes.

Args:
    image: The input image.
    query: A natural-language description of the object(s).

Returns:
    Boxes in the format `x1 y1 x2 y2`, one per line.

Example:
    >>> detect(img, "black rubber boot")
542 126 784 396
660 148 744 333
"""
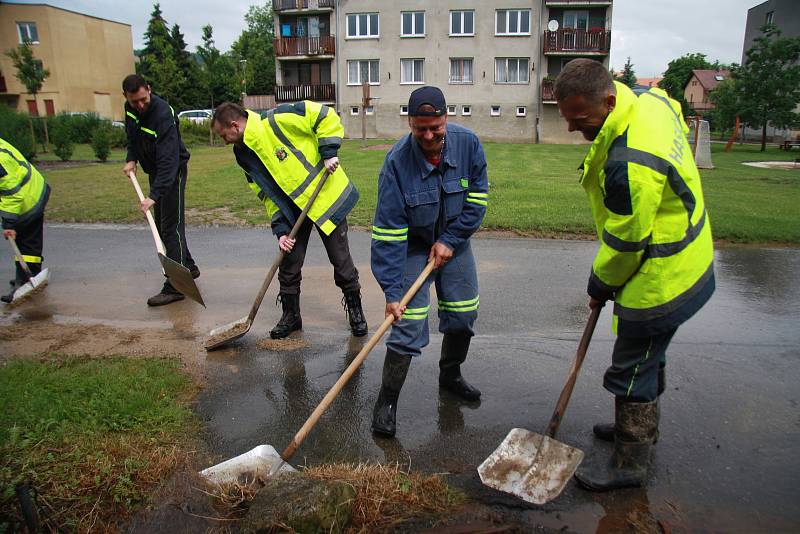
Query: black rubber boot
270 293 302 339
2 262 40 303
438 333 481 401
147 280 185 307
342 290 368 337
371 350 412 438
593 366 665 442
1 279 22 303
575 398 658 492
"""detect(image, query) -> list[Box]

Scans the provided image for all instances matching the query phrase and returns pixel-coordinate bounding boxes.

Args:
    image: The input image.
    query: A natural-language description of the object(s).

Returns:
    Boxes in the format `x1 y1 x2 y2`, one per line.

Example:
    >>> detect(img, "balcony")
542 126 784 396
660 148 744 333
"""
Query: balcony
275 36 335 57
545 1 612 6
544 29 611 55
275 83 336 103
542 79 556 103
273 0 334 12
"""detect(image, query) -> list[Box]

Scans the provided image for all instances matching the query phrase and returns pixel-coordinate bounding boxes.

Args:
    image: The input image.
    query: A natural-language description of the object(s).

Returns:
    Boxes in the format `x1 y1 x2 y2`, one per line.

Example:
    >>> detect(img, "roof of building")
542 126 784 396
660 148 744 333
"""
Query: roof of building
636 77 663 88
690 69 731 91
0 1 130 27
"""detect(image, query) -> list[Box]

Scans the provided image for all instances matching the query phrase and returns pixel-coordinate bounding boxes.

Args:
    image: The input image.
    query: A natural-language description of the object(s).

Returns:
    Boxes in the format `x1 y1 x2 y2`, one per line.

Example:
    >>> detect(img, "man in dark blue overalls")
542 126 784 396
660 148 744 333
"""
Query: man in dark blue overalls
370 86 489 437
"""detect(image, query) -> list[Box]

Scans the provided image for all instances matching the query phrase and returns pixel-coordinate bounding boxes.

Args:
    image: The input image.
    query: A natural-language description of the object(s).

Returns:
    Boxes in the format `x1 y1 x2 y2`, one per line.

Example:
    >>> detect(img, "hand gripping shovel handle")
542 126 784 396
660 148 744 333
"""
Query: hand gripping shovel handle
6 237 35 281
279 259 436 464
246 170 330 324
545 304 603 438
128 172 166 256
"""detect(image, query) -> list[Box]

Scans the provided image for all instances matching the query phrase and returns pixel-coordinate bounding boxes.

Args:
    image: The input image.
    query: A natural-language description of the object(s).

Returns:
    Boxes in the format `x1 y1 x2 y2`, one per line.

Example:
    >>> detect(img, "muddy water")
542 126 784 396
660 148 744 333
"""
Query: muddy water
2 225 798 532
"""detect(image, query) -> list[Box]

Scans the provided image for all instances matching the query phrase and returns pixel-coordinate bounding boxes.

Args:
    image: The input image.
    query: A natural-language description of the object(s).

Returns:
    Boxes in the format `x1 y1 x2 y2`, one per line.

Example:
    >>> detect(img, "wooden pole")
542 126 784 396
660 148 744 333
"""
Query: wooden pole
724 115 740 153
361 81 368 148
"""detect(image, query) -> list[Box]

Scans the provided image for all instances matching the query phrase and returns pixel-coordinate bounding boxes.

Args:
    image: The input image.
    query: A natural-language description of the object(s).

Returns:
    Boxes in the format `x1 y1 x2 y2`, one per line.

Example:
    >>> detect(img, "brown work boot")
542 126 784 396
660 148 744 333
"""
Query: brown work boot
593 366 665 442
147 281 185 307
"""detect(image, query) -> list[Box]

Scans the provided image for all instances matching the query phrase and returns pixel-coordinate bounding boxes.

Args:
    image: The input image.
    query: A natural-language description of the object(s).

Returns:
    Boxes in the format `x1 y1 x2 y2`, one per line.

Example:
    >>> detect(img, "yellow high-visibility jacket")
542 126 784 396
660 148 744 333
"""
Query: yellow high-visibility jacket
235 101 358 236
0 138 50 230
581 82 715 337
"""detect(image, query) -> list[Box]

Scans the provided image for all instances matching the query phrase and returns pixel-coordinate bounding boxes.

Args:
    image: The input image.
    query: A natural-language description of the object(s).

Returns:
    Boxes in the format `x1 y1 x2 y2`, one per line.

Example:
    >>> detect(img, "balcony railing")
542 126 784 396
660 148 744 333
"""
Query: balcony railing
542 79 556 102
274 36 335 57
273 0 334 11
545 1 612 5
544 29 611 54
275 83 336 103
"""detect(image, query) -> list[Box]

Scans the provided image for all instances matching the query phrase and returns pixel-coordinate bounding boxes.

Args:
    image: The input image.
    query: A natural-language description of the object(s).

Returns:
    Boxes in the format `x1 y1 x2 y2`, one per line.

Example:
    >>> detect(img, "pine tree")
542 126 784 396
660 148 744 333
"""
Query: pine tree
197 25 238 108
618 57 637 88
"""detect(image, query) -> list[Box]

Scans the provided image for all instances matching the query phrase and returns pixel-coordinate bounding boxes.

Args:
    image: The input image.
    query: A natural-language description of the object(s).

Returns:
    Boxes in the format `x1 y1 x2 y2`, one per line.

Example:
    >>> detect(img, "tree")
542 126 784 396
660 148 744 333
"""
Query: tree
168 24 204 109
231 4 276 97
708 78 740 140
735 25 800 151
616 57 637 88
196 25 239 108
659 53 719 116
5 40 51 152
136 3 172 82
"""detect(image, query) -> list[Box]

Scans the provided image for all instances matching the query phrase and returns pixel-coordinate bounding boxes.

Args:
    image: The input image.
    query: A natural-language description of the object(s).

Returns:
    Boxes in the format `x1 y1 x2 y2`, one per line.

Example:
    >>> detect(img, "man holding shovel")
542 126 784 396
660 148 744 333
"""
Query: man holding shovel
121 74 199 306
0 138 50 303
370 86 488 438
211 101 367 339
554 59 715 491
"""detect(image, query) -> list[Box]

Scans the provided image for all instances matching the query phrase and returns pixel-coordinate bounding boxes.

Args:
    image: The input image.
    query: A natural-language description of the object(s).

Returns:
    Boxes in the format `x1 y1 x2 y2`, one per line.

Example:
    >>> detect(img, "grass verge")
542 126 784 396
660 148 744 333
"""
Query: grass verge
0 356 198 532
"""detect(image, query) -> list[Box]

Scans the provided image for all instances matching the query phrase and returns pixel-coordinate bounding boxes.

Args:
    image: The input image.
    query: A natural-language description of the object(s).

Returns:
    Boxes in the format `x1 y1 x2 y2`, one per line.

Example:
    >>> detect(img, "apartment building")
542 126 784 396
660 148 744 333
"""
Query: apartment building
0 2 135 121
272 0 613 143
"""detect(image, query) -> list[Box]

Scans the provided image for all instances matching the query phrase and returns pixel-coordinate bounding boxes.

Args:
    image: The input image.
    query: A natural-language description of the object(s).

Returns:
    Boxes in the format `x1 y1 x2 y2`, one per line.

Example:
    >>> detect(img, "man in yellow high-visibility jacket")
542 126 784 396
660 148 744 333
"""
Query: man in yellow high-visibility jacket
212 101 367 339
554 59 715 491
0 138 50 303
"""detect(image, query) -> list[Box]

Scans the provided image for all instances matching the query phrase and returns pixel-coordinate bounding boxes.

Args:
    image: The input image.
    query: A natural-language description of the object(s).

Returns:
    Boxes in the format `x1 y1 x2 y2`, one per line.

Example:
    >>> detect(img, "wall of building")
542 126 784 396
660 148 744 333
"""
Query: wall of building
0 4 134 120
742 0 800 63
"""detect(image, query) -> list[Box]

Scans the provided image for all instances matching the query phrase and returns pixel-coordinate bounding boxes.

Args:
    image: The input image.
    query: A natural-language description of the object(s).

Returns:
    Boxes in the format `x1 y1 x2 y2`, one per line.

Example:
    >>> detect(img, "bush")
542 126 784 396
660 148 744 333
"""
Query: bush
0 105 35 159
178 119 211 146
91 126 111 162
108 125 128 149
47 112 103 143
50 117 74 161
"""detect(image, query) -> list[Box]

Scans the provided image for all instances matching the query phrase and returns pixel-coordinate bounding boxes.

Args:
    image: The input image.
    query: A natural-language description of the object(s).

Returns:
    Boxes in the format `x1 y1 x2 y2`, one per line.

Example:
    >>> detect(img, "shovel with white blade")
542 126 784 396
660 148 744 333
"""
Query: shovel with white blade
4 236 49 306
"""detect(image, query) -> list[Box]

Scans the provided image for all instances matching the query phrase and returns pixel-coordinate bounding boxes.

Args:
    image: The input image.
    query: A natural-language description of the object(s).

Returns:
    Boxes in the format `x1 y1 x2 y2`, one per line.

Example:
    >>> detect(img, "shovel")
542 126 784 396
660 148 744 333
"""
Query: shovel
477 305 602 504
4 236 50 305
204 171 330 351
128 172 205 307
200 260 436 485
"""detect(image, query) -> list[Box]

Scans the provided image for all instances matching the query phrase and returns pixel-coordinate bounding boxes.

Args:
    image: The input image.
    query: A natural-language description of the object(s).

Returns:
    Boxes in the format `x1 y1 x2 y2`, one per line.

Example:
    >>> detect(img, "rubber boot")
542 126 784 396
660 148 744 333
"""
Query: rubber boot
147 280 185 307
593 366 665 442
342 290 368 337
371 349 412 437
1 262 37 304
438 333 481 401
575 398 658 491
270 293 302 339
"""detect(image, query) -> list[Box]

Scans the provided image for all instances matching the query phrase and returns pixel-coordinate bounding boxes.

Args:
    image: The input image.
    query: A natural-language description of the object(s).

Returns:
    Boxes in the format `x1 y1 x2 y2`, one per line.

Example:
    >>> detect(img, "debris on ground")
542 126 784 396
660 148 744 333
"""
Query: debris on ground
256 336 309 351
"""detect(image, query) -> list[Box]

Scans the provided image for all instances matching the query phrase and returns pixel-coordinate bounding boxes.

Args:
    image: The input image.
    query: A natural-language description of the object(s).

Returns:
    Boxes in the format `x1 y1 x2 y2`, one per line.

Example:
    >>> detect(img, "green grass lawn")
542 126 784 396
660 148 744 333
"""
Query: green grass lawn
40 140 800 244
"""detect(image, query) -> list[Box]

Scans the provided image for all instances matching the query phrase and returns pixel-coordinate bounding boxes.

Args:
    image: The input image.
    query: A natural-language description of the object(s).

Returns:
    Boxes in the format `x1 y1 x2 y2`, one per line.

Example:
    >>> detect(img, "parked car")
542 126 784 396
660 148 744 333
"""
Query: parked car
177 109 213 123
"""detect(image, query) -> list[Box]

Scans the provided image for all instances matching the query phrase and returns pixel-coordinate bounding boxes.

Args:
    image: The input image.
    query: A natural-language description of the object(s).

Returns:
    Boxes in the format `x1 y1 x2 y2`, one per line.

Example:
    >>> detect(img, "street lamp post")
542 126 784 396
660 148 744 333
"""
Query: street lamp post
240 59 248 104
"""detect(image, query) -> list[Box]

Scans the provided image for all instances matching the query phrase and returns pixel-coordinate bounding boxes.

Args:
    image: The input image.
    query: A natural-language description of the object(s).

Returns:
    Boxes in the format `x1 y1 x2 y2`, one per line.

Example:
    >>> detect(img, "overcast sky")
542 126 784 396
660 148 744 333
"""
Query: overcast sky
9 0 761 77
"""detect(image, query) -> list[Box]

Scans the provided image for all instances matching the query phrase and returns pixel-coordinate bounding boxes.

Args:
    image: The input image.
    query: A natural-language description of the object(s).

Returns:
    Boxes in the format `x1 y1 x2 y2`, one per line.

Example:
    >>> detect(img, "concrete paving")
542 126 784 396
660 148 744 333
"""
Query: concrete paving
1 223 798 532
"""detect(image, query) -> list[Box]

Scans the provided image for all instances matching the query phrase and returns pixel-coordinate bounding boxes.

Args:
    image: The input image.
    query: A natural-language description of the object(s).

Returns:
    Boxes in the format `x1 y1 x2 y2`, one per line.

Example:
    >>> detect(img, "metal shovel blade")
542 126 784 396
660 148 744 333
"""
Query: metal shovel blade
9 268 50 306
157 253 205 307
204 316 251 350
477 428 584 505
200 445 296 486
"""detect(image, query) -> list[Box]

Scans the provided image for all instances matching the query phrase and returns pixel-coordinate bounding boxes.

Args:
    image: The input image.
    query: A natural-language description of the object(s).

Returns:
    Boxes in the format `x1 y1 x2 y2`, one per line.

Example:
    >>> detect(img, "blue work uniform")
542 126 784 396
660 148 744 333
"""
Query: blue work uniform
371 123 488 357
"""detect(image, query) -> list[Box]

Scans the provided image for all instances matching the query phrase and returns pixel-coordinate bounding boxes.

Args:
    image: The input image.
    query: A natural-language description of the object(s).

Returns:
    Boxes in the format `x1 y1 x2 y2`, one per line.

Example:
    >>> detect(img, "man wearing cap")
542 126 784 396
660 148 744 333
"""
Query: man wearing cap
370 86 489 438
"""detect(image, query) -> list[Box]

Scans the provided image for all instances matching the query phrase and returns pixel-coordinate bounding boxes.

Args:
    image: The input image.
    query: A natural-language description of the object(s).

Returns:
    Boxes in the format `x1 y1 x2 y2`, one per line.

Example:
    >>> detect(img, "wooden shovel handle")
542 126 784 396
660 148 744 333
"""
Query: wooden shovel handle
246 170 330 323
6 237 34 280
281 259 436 461
128 172 166 256
545 304 603 438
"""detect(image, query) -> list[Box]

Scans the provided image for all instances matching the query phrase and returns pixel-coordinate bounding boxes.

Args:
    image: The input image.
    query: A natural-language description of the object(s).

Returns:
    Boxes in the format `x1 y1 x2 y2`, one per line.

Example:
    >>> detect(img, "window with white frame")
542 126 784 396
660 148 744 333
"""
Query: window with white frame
347 13 379 38
516 106 527 117
490 105 501 116
447 105 457 115
400 105 409 115
400 58 424 84
450 10 474 36
17 22 39 43
449 58 473 84
350 106 360 115
347 59 380 85
495 57 529 84
401 11 424 37
496 9 531 36
462 105 472 116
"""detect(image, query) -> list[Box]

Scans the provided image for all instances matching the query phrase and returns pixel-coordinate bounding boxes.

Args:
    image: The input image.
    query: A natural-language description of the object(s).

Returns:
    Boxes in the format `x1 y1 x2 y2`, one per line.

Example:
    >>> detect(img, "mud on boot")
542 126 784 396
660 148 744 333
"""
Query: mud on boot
270 292 302 339
371 350 412 438
576 398 658 492
593 366 665 442
342 290 368 337
438 333 481 401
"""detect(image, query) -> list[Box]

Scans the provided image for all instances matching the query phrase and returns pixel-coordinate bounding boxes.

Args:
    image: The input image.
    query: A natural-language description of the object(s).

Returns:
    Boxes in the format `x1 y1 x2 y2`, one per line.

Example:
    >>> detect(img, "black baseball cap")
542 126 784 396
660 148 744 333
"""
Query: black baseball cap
408 86 446 117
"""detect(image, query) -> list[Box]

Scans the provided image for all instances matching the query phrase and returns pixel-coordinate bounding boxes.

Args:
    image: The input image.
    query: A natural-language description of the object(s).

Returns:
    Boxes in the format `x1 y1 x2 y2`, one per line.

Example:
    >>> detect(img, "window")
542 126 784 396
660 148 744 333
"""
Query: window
449 58 473 84
401 11 424 37
496 9 531 36
490 105 501 116
714 74 725 81
495 58 529 84
350 106 360 115
516 106 527 117
691 80 698 86
462 105 472 116
347 13 379 38
400 58 424 84
347 59 380 85
365 105 375 115
17 22 39 44
400 105 409 115
447 105 457 116
765 11 774 25
450 10 474 36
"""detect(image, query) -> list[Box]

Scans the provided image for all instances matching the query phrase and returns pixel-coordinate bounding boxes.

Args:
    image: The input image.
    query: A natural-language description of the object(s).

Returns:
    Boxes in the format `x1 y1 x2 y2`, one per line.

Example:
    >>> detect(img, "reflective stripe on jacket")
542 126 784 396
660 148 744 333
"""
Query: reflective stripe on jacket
581 82 715 337
240 101 357 236
0 138 50 230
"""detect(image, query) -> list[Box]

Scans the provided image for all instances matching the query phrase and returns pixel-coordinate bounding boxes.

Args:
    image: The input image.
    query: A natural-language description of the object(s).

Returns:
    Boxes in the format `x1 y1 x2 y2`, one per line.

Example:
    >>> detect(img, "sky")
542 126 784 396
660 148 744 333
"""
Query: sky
7 0 762 78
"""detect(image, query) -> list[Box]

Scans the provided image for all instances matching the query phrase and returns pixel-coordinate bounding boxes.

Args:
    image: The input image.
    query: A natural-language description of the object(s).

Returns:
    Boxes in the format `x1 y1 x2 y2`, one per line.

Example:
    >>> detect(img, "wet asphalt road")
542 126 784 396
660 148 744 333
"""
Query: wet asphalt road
1 224 798 532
